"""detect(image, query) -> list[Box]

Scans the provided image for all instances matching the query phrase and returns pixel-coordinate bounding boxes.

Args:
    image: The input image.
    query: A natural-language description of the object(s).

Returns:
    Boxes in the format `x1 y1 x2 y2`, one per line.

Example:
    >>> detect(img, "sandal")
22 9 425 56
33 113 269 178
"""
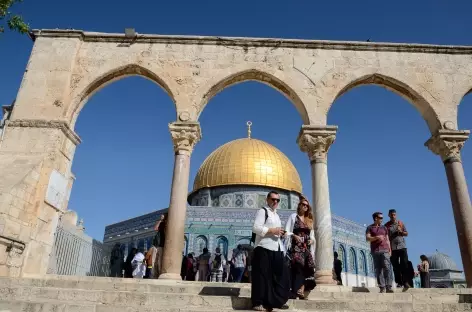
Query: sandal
253 305 266 311
297 289 306 300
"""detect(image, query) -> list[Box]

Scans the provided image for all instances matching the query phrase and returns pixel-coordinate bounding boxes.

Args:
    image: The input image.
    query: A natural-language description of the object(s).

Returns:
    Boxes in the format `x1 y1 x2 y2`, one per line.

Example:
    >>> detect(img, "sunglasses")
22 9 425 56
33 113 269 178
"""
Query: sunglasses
377 217 384 220
270 198 280 203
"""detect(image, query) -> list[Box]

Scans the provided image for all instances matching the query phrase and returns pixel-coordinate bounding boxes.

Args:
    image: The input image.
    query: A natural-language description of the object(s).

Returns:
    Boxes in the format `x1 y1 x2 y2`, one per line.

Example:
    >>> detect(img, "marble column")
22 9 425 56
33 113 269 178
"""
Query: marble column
425 129 472 287
297 125 338 285
159 122 201 280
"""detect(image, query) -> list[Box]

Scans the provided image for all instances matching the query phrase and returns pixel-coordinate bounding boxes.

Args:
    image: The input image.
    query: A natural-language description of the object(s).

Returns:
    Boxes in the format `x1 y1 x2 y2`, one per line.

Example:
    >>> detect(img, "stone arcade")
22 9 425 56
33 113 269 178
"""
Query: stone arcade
0 29 471 287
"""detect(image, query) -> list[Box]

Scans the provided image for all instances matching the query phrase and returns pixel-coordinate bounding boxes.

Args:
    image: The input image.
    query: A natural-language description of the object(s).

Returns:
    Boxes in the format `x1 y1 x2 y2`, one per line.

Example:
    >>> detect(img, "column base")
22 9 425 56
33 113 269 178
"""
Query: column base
315 270 337 285
158 273 182 280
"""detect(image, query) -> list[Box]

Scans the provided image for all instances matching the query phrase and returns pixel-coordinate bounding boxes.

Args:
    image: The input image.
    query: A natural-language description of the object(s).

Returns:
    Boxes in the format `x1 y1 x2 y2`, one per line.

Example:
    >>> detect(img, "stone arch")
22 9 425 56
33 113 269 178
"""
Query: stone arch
318 70 442 132
67 64 180 128
194 68 311 124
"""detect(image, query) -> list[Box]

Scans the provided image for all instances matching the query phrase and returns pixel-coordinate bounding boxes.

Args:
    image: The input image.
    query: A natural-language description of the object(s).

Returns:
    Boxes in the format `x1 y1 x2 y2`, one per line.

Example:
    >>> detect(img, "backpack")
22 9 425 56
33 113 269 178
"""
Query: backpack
250 207 268 245
212 254 222 270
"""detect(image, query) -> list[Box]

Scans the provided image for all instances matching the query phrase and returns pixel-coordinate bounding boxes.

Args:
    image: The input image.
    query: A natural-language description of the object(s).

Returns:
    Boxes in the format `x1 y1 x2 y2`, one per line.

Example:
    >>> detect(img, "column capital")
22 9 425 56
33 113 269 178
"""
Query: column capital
425 129 470 163
296 125 338 163
169 122 201 154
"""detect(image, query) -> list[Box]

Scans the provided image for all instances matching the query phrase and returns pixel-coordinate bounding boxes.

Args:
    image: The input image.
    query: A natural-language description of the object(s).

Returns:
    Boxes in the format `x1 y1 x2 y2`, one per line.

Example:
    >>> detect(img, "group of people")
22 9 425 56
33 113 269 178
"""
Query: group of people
180 245 249 283
366 210 430 292
113 213 167 279
112 191 433 312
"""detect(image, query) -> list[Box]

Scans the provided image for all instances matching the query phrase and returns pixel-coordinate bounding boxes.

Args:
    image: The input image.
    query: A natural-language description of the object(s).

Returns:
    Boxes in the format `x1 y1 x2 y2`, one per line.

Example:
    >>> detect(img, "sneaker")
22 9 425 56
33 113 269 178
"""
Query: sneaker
386 289 394 293
379 288 385 293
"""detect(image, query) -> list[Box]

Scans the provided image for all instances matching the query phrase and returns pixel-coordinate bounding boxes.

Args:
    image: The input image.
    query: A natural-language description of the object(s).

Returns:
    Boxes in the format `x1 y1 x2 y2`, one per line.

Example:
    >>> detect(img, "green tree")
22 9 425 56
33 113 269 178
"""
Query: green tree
1 0 29 34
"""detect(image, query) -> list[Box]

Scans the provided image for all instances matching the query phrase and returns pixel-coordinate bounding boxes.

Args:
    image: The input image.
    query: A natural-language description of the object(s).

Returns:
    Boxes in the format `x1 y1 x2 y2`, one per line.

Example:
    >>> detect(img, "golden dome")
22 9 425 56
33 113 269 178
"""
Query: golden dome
193 125 302 193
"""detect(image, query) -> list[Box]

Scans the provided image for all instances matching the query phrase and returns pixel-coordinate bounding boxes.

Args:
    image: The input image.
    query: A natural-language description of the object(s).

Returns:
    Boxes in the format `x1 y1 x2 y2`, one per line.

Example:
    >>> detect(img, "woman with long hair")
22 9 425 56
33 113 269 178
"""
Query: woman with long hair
419 255 431 288
284 196 316 299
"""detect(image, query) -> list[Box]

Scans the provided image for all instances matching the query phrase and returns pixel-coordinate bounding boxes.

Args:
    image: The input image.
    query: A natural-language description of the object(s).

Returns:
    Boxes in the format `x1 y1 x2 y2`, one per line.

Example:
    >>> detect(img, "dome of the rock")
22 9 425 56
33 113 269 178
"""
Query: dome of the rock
192 137 302 194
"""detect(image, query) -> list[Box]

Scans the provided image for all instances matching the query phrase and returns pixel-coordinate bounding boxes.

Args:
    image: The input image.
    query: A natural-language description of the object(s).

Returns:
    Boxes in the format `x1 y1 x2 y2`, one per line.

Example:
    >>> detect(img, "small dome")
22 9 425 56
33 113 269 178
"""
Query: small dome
429 251 459 271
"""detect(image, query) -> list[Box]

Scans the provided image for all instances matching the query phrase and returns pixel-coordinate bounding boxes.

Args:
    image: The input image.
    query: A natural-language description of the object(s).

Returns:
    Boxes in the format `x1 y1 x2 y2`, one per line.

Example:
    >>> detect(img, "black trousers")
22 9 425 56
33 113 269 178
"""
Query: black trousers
390 248 409 286
251 247 290 309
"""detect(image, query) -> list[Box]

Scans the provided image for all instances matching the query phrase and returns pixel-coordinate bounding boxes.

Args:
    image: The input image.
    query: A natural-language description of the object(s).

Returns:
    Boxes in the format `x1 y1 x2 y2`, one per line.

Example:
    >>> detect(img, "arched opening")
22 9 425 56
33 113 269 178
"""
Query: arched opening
359 251 367 276
183 236 189 255
349 248 357 274
458 87 472 205
192 81 310 198
216 236 229 258
67 75 176 248
369 254 374 275
192 78 311 260
195 235 208 255
338 244 347 273
328 82 461 273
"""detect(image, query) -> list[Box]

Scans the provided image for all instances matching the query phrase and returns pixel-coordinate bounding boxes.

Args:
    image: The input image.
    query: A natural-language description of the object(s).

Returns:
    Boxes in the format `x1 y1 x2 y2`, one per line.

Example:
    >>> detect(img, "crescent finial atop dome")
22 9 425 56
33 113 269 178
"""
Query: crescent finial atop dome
247 121 252 139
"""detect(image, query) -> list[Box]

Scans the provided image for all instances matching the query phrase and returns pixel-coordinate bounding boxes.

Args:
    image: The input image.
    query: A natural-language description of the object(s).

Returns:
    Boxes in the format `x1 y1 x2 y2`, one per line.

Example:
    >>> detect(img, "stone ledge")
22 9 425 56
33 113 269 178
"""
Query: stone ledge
6 119 81 145
30 29 472 55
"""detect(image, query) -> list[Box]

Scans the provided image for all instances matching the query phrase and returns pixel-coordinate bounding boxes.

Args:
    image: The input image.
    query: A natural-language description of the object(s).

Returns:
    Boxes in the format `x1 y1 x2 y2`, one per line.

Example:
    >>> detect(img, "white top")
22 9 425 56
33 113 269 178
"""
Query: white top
284 213 316 259
131 252 146 278
252 206 284 252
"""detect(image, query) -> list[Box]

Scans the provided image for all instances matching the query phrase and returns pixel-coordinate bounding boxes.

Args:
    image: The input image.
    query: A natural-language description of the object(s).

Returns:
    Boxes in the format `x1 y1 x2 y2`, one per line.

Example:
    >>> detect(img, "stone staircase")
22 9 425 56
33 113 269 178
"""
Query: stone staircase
0 275 471 312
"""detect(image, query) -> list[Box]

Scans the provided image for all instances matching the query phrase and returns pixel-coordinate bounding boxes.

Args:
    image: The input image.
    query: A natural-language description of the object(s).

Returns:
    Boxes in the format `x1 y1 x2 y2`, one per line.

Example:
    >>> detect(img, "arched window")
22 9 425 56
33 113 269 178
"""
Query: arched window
349 248 357 273
216 236 229 258
195 236 208 255
359 251 367 275
337 245 347 272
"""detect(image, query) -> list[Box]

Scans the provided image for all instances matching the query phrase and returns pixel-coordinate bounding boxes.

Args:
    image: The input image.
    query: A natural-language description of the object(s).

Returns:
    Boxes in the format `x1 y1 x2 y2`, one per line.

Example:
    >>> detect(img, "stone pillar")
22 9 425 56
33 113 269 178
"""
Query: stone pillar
297 125 338 285
425 129 472 287
160 122 201 280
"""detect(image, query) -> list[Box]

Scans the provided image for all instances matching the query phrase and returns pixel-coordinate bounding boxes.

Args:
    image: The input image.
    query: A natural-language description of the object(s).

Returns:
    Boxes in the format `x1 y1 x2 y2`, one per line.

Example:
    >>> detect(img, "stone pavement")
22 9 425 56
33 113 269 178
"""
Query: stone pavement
0 275 471 311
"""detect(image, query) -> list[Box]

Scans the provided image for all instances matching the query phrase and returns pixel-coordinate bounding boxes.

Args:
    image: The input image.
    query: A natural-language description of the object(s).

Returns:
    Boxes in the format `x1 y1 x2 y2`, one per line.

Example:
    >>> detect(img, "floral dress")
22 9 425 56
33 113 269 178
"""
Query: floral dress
291 216 315 270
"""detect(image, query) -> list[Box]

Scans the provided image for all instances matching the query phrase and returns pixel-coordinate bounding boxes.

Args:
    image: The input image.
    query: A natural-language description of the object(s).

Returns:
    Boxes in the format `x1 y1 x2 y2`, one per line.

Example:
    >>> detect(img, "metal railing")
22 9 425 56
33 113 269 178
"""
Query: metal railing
48 225 110 276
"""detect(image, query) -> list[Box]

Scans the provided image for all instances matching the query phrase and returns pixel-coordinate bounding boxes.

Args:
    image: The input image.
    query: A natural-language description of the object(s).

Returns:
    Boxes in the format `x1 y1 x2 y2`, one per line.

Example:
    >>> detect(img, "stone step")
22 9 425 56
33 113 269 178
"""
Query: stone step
4 275 471 297
0 298 471 312
1 282 470 305
1 285 471 308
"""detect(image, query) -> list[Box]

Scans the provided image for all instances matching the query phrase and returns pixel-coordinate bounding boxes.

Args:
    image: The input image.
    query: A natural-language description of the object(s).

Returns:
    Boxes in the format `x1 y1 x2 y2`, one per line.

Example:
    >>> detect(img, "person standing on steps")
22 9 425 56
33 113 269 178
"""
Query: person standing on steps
153 213 167 278
209 247 226 282
385 209 411 289
366 212 393 293
333 252 343 285
251 191 290 311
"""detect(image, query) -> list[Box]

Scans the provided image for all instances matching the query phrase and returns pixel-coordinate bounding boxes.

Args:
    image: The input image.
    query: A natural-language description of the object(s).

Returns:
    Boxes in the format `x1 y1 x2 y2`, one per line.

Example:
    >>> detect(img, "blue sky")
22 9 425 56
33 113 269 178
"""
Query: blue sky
1 0 472 270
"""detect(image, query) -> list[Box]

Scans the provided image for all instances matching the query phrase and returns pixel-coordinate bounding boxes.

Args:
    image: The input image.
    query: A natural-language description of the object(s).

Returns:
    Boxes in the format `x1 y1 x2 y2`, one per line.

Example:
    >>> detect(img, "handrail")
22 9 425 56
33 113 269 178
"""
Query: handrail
0 234 26 253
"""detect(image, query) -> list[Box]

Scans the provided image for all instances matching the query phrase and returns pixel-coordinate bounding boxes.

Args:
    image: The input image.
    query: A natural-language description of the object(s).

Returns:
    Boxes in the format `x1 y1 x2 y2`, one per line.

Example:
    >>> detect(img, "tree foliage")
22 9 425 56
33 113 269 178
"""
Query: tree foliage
0 0 29 34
